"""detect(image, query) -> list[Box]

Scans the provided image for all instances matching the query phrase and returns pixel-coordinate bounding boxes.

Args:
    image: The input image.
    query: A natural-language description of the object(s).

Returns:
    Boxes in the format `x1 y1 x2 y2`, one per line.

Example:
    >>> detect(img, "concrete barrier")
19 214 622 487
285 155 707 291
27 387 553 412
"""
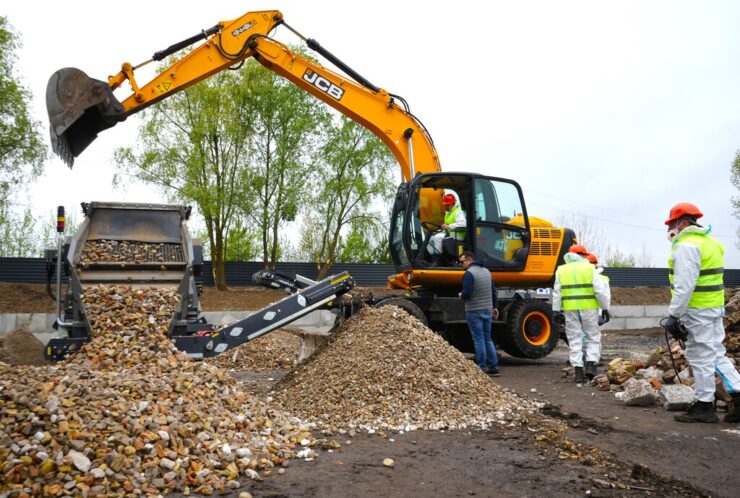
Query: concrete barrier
0 304 666 343
602 305 665 331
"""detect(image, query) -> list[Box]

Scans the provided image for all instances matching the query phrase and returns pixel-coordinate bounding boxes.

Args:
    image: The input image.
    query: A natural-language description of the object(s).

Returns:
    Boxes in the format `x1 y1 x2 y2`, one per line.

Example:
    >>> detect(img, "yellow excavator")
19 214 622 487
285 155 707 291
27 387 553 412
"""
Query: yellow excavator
46 8 578 359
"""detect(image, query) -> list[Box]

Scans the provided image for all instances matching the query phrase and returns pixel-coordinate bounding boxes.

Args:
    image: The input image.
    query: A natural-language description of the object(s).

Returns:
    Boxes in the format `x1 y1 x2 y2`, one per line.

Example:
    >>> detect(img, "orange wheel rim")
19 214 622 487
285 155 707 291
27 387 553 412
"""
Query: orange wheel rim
523 311 551 346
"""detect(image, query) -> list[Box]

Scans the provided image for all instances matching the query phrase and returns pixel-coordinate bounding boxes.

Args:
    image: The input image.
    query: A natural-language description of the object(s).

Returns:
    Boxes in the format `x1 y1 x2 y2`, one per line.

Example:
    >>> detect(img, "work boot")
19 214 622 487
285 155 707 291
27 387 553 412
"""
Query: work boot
574 367 586 384
585 361 597 380
726 393 740 424
674 401 718 423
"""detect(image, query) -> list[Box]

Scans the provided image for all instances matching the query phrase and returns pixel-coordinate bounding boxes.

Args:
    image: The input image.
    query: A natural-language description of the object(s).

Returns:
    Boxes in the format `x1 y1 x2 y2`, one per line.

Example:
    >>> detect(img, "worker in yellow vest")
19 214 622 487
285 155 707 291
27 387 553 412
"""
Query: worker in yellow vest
587 252 612 327
429 193 466 264
552 245 610 384
664 202 740 424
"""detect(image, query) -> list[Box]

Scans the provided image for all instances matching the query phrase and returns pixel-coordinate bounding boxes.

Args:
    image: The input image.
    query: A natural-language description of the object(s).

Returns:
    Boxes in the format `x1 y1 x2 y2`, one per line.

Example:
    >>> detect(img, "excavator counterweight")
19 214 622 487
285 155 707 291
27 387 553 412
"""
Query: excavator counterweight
46 68 126 167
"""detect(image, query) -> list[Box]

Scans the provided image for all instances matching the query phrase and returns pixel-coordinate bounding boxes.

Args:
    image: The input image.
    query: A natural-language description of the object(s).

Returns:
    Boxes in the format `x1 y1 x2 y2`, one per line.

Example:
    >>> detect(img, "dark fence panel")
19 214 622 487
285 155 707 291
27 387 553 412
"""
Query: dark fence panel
0 258 48 284
198 262 397 287
1 258 738 288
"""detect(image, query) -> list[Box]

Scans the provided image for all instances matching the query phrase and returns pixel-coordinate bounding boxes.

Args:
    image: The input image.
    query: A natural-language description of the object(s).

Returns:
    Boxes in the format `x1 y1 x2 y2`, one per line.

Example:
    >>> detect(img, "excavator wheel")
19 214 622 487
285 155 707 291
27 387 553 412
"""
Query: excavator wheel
497 299 559 359
46 68 126 167
374 298 428 327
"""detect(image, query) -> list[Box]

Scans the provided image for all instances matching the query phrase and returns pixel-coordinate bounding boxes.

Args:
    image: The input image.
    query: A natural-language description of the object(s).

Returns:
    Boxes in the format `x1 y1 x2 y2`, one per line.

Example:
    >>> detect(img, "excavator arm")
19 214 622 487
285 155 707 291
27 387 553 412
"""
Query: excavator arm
47 9 441 181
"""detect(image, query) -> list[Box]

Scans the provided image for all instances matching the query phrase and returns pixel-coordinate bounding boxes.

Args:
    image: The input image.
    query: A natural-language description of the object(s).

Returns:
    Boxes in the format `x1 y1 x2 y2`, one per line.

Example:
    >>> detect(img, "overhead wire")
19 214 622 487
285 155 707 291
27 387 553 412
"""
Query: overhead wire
527 195 738 240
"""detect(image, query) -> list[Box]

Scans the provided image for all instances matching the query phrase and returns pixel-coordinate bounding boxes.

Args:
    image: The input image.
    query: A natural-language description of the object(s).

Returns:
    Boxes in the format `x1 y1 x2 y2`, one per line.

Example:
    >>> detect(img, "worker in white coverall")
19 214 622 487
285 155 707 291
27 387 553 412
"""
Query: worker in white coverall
429 193 466 264
587 252 612 327
552 245 610 384
664 202 740 423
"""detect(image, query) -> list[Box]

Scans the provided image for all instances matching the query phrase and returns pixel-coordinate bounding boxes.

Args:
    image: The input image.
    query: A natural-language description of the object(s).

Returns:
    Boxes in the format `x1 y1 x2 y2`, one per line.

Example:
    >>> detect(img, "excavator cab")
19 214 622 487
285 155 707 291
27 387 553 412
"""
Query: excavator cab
390 173 531 275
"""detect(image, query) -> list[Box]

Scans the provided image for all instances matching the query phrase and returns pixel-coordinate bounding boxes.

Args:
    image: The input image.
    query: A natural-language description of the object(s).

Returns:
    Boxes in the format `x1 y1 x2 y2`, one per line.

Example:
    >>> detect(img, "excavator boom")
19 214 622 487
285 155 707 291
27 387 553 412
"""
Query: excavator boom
46 9 440 180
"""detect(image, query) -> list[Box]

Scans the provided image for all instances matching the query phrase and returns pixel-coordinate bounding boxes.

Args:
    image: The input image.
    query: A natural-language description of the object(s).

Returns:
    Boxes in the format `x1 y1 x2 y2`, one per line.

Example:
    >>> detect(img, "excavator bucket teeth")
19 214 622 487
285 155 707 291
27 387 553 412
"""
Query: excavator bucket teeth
46 67 126 167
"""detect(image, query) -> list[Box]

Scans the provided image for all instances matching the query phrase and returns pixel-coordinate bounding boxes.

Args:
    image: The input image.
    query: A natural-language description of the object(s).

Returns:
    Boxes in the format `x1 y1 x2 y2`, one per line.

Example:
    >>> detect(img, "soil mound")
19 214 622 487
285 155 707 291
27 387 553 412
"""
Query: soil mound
0 329 47 366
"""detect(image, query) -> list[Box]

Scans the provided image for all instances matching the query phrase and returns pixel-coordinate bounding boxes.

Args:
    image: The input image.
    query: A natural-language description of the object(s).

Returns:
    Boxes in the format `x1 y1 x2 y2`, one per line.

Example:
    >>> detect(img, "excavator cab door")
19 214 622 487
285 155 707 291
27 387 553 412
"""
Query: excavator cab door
470 176 531 271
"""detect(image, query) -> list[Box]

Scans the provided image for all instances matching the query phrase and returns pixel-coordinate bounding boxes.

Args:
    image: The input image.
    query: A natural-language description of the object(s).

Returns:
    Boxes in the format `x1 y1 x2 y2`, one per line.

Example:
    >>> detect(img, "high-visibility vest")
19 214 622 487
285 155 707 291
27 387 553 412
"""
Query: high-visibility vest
557 261 599 310
444 206 466 240
668 231 724 308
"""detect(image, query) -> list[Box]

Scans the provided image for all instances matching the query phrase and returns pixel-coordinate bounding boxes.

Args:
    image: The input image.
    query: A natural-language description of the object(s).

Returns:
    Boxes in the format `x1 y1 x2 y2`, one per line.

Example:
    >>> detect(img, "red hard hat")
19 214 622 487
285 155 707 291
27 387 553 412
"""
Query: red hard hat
665 202 703 225
586 253 598 264
568 244 589 256
443 193 457 206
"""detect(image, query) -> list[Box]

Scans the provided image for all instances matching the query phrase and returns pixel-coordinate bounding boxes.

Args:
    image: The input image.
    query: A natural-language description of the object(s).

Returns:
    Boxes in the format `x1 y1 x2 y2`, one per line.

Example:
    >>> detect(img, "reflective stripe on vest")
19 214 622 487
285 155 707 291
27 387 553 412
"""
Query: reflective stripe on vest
667 232 724 308
556 261 599 310
444 205 466 240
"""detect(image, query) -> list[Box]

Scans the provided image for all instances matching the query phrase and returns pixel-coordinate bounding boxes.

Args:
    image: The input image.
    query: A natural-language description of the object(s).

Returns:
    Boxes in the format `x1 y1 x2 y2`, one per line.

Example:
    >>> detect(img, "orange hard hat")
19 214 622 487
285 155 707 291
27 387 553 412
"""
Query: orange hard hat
586 253 598 264
568 244 589 256
665 202 703 225
443 193 457 206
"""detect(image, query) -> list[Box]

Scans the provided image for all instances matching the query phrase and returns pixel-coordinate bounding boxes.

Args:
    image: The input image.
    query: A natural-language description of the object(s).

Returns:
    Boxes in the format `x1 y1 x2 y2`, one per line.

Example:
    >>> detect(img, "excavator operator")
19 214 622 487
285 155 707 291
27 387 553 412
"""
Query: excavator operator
429 193 466 265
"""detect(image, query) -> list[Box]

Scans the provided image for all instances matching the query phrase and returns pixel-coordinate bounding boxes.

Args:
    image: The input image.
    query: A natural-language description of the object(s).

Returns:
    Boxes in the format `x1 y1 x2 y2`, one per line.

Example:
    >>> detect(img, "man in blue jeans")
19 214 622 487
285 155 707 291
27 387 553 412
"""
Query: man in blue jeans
458 251 500 376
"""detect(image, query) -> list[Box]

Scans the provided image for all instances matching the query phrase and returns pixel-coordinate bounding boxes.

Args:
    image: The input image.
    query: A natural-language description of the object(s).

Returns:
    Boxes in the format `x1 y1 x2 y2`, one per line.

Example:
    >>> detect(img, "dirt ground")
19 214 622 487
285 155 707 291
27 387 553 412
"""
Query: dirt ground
0 282 671 313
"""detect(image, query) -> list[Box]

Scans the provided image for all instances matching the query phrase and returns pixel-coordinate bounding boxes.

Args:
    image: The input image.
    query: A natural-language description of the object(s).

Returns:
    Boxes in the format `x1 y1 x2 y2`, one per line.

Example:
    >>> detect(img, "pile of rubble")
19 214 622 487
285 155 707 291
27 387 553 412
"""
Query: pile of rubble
79 240 183 264
600 287 740 410
724 287 740 360
206 330 301 371
272 306 541 433
0 285 317 497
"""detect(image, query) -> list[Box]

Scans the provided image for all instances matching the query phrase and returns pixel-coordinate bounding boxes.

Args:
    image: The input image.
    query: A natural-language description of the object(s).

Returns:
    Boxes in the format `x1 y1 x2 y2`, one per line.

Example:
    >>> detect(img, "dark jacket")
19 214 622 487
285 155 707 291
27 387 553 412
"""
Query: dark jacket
460 260 498 312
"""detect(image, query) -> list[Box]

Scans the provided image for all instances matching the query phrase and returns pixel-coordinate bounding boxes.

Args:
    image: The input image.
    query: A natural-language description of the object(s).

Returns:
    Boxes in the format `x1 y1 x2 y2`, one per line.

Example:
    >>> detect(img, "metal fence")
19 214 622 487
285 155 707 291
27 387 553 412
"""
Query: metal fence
1 257 738 287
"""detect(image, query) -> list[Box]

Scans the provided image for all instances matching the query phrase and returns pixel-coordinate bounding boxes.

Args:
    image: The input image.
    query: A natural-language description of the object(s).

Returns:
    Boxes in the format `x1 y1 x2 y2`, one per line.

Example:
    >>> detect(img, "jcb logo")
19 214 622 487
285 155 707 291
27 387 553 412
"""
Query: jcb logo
302 69 344 101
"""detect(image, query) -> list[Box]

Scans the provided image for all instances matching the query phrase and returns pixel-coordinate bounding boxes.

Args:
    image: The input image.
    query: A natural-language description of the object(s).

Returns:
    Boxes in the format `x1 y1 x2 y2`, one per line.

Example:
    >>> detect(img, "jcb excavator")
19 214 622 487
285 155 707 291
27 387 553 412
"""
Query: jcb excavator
46 8 577 359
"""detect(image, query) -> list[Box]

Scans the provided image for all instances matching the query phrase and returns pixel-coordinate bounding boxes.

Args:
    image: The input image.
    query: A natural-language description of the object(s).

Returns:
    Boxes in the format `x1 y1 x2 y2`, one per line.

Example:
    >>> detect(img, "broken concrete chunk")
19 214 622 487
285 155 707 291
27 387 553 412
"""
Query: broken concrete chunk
621 378 658 406
659 384 695 411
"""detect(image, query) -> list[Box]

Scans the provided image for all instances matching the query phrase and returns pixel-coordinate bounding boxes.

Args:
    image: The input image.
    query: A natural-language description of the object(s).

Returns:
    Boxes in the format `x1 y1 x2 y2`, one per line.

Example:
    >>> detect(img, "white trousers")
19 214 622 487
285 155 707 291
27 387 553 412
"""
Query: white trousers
429 232 446 254
682 307 740 402
564 309 601 368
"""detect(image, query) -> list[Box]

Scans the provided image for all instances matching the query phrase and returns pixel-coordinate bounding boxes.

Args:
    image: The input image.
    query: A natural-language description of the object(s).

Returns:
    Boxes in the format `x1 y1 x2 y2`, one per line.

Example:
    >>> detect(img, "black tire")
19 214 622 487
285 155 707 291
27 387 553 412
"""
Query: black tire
374 298 428 327
498 299 559 359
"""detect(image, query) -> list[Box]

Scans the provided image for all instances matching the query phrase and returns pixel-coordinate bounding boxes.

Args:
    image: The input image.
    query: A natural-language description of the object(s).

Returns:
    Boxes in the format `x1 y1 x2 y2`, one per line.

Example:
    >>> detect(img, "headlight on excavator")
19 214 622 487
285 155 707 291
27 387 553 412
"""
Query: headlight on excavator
405 271 413 283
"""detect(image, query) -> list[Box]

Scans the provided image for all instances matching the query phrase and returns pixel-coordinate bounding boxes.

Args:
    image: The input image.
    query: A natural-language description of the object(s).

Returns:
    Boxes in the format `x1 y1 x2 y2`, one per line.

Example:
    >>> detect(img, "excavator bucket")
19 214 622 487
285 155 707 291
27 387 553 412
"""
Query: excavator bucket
46 68 126 167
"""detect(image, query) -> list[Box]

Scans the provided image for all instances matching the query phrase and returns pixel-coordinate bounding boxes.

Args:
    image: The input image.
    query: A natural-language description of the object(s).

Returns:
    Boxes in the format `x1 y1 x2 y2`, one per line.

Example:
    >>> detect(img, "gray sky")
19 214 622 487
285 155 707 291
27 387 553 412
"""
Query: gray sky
4 0 740 267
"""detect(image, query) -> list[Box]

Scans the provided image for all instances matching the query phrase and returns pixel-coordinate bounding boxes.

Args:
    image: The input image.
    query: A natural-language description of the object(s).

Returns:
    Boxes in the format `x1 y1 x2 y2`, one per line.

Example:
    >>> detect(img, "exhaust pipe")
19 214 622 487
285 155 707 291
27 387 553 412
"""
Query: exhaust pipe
46 68 126 167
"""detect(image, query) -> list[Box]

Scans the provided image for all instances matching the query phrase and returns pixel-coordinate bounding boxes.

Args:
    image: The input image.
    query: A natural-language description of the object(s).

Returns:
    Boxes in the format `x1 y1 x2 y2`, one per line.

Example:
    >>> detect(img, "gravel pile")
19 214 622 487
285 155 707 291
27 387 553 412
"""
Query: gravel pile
0 285 316 497
206 330 301 371
272 306 541 433
79 240 183 264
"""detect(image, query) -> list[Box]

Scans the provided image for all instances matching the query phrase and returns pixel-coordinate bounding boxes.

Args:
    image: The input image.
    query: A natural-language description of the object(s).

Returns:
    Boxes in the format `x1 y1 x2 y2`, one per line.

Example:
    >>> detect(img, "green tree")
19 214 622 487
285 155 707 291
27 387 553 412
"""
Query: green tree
238 62 330 269
39 206 82 253
307 116 396 278
338 217 392 264
604 249 636 268
732 150 740 248
0 16 46 188
0 203 37 257
114 68 255 289
0 17 47 257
